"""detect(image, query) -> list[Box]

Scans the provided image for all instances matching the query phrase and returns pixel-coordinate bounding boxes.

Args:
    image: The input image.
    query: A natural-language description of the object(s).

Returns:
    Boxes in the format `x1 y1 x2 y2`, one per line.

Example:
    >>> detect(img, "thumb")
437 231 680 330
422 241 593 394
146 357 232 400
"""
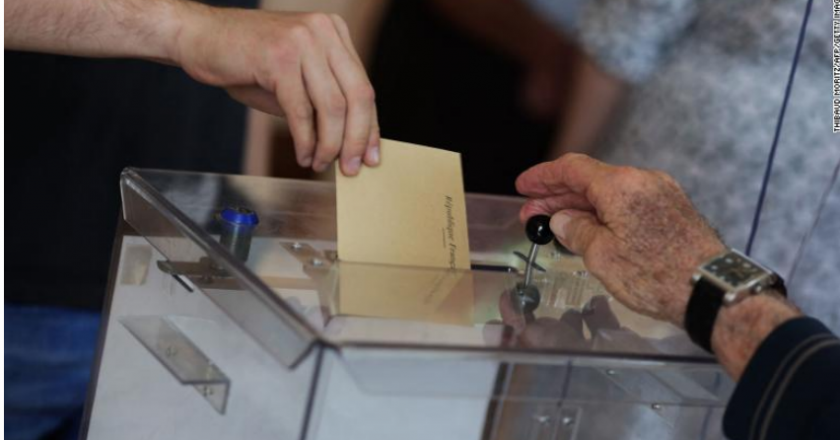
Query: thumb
550 210 607 256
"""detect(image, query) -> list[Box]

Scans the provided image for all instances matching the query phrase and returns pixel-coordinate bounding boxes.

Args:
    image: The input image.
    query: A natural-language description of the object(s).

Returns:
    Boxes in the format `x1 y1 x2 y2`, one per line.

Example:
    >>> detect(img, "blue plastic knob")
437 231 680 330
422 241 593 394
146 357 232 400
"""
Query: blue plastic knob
220 206 259 226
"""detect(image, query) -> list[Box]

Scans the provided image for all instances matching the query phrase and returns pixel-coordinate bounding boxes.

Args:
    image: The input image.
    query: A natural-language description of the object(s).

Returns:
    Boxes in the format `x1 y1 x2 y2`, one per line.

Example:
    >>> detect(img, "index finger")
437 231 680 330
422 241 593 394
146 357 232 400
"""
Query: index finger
515 153 615 198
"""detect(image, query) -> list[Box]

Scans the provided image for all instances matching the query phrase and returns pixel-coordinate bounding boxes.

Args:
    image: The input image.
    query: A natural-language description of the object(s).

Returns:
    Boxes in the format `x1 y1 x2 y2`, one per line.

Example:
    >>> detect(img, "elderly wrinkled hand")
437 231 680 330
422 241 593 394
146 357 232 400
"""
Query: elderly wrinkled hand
516 154 726 326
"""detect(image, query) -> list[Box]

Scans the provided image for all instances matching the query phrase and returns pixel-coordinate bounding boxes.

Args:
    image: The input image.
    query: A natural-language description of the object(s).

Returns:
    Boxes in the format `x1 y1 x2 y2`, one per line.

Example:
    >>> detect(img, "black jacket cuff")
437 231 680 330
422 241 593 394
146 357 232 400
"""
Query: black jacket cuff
723 316 840 440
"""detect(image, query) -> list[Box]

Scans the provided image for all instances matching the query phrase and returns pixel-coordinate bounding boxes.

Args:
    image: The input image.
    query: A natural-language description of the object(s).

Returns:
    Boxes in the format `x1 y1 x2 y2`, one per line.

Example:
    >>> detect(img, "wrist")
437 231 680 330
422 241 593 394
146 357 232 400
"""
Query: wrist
163 0 213 67
711 292 800 379
167 1 238 85
116 0 206 65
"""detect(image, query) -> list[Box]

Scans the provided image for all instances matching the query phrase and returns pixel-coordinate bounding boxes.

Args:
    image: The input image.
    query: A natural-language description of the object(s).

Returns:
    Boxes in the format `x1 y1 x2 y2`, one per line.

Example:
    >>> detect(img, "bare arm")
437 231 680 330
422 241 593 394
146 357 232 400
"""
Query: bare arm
427 0 626 143
548 55 627 158
4 0 380 176
429 0 572 119
4 0 184 61
429 0 563 65
713 293 800 380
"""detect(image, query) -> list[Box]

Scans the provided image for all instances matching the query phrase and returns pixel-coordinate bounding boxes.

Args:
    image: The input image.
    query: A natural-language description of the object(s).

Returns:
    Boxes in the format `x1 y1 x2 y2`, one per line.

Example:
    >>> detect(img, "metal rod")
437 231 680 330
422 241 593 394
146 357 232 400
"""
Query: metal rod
524 242 539 286
512 251 547 272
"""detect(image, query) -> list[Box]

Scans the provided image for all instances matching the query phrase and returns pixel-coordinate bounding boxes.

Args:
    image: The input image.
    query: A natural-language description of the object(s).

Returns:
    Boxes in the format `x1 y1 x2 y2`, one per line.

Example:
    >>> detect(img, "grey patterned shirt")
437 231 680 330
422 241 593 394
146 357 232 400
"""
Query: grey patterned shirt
530 0 840 330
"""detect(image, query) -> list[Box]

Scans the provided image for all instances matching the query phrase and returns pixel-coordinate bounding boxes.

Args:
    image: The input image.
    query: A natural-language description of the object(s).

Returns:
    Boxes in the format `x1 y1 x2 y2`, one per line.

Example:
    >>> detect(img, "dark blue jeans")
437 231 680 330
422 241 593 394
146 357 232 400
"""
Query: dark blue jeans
5 305 102 440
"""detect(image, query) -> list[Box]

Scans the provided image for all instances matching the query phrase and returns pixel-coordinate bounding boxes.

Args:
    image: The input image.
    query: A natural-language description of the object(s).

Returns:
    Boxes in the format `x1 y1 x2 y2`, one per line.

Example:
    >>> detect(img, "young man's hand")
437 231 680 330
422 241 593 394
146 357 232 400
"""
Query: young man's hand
4 0 380 176
516 154 725 325
176 8 379 176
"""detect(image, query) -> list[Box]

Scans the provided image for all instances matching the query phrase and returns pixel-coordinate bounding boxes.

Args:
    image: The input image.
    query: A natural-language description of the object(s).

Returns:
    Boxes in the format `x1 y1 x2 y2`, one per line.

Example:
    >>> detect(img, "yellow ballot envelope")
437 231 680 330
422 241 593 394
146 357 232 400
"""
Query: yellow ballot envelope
335 139 474 324
336 262 475 326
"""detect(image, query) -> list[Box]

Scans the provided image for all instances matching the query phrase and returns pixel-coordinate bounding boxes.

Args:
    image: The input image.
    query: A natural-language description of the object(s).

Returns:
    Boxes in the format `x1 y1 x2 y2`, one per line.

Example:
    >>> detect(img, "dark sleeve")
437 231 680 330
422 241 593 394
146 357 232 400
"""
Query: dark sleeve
723 317 840 440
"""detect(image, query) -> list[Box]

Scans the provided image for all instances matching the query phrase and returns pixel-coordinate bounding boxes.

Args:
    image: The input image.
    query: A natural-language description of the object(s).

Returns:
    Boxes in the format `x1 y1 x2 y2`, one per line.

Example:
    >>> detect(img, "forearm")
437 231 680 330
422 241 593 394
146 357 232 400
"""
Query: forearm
4 0 201 63
428 0 563 65
711 292 801 380
549 55 626 157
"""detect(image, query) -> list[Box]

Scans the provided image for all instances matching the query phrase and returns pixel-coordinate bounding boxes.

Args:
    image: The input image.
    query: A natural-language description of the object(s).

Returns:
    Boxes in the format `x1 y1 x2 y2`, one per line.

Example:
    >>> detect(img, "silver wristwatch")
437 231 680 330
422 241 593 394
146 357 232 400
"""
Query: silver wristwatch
686 248 786 352
691 248 781 306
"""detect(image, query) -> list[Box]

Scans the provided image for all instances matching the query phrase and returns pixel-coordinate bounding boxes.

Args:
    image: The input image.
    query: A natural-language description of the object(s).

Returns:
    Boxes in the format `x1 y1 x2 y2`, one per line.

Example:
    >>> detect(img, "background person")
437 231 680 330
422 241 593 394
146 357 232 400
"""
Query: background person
437 0 840 331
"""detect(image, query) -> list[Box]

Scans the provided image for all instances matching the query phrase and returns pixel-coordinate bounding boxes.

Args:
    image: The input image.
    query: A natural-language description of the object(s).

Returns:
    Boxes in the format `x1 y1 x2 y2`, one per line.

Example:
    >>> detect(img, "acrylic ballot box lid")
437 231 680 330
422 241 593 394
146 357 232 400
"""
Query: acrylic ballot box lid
120 168 717 371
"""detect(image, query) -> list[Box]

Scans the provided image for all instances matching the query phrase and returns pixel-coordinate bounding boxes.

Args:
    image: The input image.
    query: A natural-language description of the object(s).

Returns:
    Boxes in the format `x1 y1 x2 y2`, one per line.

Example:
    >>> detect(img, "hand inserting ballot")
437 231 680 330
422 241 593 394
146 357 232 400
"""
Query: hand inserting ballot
516 154 726 326
177 10 380 175
5 2 380 176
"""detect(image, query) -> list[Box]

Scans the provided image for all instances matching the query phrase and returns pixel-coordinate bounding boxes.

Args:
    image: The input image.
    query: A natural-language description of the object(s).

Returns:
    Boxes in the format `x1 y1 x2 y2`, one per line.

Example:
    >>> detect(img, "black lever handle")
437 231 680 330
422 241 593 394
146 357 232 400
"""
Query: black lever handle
526 215 554 245
513 215 554 318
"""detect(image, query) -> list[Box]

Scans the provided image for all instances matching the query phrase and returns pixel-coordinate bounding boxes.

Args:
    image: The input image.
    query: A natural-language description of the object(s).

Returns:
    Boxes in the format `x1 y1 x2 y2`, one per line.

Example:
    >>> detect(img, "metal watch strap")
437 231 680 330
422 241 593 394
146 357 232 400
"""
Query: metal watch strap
685 276 787 354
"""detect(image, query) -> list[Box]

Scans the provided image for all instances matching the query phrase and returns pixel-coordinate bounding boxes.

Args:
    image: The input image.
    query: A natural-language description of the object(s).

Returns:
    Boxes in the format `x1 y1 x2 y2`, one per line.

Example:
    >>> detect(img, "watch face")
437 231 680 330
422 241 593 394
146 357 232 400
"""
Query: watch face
706 253 765 286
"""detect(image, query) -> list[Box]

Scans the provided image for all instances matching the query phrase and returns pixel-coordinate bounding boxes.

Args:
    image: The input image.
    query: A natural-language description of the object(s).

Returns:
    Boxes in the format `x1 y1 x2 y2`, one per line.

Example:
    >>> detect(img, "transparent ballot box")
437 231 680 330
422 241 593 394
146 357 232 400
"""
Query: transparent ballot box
82 169 733 440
